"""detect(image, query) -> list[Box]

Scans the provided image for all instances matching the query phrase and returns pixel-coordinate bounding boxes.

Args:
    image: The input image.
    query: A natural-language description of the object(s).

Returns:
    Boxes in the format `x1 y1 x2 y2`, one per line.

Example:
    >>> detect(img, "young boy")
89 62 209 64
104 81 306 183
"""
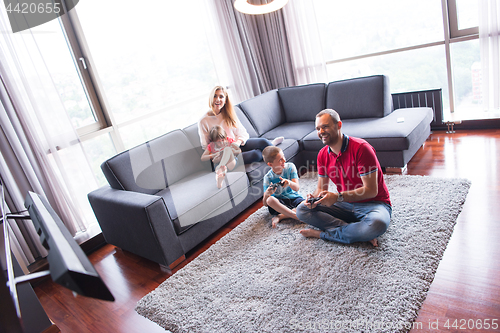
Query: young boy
262 146 304 228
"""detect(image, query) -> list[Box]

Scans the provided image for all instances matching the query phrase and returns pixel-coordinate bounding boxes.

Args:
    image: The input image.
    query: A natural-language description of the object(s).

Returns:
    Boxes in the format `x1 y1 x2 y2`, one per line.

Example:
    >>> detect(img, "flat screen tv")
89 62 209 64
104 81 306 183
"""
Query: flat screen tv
23 191 114 301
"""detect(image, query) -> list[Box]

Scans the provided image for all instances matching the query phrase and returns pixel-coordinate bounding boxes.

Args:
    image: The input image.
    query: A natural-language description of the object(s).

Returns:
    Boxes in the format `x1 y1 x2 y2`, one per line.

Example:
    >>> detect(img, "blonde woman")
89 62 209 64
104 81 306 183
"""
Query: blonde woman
198 86 283 164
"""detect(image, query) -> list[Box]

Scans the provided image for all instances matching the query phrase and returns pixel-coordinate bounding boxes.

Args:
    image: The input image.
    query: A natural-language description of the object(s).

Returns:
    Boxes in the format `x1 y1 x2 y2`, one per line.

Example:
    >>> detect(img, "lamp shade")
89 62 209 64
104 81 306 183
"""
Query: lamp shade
234 0 289 15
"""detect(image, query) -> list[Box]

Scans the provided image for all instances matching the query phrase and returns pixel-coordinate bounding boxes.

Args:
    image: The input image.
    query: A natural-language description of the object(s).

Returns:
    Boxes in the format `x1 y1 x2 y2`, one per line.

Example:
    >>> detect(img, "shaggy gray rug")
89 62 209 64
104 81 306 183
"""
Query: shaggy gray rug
136 173 471 333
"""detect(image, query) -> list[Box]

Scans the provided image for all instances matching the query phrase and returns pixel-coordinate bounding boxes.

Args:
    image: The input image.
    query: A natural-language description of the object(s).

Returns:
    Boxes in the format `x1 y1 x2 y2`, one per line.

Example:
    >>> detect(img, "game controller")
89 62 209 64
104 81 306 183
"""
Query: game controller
307 196 322 204
269 180 285 190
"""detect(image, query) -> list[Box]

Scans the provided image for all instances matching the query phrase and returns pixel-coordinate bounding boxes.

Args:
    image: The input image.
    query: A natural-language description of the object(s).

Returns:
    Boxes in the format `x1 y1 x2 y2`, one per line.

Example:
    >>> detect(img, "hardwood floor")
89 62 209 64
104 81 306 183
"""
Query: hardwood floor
33 129 500 333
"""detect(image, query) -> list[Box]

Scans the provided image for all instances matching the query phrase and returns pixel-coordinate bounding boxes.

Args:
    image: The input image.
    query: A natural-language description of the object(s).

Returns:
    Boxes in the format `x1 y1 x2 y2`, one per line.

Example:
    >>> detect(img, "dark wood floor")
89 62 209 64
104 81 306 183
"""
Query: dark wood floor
33 129 500 333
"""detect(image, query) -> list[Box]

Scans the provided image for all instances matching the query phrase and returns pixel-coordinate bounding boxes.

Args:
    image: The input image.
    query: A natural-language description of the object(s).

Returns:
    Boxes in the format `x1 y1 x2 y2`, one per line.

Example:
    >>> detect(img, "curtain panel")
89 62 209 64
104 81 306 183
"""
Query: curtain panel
0 8 97 271
479 0 500 110
282 0 328 85
209 0 296 100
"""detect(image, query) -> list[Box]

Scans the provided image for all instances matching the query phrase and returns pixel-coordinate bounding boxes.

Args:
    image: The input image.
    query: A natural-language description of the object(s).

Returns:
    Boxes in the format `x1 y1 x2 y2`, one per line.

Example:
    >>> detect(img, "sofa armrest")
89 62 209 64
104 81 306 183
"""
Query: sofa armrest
88 186 184 267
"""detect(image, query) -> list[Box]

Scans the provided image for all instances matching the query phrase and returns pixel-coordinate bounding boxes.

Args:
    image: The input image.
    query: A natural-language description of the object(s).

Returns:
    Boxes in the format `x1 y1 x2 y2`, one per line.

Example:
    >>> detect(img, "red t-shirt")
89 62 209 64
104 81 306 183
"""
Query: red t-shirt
317 135 391 206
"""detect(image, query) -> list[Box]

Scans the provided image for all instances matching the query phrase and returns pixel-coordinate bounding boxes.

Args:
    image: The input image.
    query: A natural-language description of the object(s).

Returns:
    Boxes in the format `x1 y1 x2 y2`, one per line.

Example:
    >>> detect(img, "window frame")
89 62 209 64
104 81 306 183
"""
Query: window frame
322 0 479 116
447 0 479 38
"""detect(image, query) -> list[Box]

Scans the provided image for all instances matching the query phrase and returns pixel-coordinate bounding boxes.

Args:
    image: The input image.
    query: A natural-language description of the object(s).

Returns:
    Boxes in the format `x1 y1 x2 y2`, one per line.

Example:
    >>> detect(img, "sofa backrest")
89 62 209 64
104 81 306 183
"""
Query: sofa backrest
101 129 210 194
278 83 326 122
237 89 285 136
325 75 393 119
182 123 205 156
234 105 258 138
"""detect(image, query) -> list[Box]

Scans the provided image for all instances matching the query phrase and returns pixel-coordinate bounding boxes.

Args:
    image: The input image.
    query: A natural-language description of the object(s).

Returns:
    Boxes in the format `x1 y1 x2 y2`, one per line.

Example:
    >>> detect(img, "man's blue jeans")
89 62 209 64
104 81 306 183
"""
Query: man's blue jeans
296 201 392 244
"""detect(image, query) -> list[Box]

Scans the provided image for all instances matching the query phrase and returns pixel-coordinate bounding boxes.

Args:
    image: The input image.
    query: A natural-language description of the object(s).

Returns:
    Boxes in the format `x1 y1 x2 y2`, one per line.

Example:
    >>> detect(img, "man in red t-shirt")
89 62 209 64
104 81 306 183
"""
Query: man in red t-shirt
296 109 392 247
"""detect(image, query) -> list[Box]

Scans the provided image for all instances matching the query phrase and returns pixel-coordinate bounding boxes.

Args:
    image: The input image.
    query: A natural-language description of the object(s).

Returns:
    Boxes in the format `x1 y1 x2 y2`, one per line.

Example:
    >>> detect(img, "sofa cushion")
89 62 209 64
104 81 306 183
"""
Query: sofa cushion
238 89 285 136
302 107 433 152
158 164 249 234
325 75 393 119
235 105 259 138
101 150 157 195
182 123 206 157
278 83 326 122
260 121 315 142
102 130 211 194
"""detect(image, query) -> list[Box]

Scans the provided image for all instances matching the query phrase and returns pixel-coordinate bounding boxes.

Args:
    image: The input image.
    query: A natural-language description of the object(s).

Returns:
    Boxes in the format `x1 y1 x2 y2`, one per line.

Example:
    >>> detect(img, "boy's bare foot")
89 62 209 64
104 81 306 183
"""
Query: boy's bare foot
369 238 379 247
272 214 286 228
299 229 321 238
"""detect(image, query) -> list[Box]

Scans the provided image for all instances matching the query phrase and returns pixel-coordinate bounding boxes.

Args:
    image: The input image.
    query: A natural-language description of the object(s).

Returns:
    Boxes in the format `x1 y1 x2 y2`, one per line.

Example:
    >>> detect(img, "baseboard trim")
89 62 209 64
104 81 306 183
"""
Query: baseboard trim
384 165 408 174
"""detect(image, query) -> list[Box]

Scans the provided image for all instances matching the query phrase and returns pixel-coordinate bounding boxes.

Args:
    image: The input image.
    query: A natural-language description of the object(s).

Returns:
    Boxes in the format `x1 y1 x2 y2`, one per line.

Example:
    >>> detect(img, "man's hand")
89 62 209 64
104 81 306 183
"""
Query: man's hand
304 193 321 209
305 191 339 209
316 191 340 206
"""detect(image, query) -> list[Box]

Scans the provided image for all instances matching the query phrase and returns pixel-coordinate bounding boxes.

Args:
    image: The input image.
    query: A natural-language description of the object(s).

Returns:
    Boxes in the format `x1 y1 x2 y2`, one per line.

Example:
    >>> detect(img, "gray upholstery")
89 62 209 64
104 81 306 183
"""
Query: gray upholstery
326 75 393 119
88 187 184 266
260 121 315 142
235 105 259 138
89 74 434 268
159 167 248 234
238 89 285 136
278 83 326 122
302 107 433 152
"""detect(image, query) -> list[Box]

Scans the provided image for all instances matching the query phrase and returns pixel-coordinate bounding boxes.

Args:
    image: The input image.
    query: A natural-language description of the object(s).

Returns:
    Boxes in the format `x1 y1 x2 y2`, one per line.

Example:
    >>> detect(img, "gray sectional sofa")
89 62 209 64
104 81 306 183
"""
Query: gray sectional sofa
88 75 434 269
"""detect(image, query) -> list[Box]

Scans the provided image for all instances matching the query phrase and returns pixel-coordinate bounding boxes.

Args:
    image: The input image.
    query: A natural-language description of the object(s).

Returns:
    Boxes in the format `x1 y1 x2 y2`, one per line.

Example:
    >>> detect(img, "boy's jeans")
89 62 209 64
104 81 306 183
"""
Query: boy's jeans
296 201 392 244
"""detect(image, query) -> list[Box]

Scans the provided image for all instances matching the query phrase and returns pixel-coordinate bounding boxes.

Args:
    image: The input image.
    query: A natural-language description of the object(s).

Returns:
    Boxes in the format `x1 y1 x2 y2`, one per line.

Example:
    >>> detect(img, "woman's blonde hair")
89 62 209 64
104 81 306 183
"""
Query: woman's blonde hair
209 86 237 128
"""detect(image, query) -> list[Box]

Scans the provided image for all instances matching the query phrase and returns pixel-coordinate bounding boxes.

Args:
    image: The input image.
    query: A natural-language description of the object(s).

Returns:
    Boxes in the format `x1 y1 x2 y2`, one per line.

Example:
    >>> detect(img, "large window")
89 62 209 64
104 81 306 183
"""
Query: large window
72 0 221 150
314 0 444 62
57 0 225 182
314 0 488 122
15 1 228 239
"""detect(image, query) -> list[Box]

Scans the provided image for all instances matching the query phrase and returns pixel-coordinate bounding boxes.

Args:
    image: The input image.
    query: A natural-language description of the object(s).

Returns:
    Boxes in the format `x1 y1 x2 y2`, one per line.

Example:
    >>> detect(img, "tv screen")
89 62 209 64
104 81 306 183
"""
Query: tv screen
24 192 114 301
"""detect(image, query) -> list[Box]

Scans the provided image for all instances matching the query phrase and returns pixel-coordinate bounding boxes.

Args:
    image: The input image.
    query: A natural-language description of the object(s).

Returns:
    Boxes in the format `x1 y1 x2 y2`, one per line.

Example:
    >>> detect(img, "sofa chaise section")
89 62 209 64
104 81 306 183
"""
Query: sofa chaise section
88 128 255 268
300 75 433 168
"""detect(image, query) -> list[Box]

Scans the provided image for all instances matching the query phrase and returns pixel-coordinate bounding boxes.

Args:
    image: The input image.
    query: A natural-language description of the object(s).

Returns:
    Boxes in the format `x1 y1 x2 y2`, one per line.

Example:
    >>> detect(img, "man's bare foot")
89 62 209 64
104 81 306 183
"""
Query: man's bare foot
369 238 379 247
299 229 321 238
272 214 286 228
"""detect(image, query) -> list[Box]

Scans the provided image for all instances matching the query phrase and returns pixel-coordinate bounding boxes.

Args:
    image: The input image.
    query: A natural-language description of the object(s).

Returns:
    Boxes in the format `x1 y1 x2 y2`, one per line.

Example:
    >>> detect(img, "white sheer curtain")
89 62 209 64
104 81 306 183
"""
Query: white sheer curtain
0 9 97 270
479 0 500 110
282 0 328 85
207 0 297 101
206 0 260 102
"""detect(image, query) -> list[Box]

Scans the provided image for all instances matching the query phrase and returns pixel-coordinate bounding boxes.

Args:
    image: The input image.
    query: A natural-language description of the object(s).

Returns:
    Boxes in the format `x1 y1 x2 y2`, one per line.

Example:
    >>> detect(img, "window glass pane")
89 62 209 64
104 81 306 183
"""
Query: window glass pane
75 0 219 125
47 146 99 229
118 96 206 149
81 133 117 186
31 20 96 128
456 0 479 30
314 0 444 61
450 39 487 120
326 45 449 110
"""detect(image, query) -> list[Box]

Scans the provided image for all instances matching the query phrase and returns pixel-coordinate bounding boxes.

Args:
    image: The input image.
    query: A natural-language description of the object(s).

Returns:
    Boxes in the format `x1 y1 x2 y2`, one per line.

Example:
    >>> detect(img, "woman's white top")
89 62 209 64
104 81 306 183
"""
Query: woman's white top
197 110 250 149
